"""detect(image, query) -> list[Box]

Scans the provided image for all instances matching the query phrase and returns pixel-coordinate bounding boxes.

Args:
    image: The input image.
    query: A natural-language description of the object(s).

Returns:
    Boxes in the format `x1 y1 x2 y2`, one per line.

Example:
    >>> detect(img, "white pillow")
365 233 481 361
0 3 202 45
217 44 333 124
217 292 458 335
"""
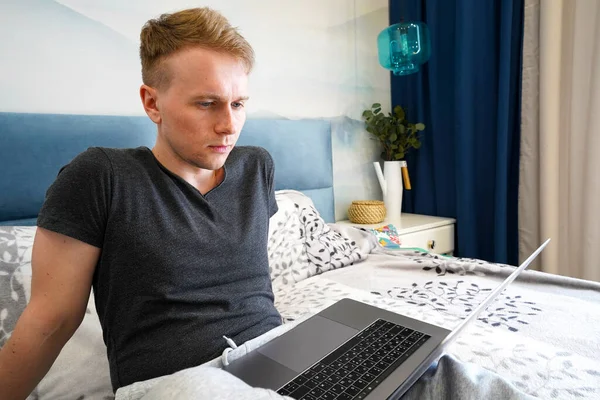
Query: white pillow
267 190 365 290
0 226 113 400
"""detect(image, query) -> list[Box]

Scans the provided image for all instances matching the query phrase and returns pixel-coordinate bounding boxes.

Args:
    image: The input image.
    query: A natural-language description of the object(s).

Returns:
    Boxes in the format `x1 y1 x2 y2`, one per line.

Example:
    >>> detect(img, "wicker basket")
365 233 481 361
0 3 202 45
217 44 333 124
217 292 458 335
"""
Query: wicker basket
347 200 386 224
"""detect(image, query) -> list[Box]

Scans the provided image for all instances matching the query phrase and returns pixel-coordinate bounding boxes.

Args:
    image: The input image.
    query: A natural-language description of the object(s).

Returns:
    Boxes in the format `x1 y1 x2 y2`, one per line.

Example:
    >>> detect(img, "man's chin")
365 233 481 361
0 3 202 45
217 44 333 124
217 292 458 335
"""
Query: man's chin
187 155 228 171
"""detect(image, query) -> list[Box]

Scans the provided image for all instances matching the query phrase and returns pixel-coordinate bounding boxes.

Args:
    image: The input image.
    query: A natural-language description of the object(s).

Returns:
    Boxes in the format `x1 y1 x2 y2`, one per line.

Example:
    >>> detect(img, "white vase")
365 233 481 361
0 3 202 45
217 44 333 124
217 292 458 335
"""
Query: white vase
373 160 405 221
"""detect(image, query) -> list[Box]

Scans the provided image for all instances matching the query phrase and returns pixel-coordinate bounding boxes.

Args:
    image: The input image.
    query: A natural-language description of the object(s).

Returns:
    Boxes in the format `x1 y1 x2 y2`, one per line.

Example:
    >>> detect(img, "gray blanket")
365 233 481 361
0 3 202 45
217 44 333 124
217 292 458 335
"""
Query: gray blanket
115 311 535 400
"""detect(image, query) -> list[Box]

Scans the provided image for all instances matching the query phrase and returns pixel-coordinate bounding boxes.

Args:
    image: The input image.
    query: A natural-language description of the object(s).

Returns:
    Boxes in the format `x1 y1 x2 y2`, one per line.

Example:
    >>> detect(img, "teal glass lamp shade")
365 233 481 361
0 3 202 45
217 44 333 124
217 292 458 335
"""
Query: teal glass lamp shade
378 22 431 76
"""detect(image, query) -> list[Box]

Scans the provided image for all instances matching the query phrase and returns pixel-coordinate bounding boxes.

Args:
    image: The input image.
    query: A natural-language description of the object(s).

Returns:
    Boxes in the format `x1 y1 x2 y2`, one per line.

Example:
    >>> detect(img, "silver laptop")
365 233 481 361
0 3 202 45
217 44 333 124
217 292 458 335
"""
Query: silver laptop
224 239 550 400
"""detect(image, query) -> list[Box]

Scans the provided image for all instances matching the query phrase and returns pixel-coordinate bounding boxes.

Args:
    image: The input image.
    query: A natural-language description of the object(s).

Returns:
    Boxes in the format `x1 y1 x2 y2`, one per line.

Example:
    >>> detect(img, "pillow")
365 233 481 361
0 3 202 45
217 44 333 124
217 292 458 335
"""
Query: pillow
0 226 114 400
267 190 365 290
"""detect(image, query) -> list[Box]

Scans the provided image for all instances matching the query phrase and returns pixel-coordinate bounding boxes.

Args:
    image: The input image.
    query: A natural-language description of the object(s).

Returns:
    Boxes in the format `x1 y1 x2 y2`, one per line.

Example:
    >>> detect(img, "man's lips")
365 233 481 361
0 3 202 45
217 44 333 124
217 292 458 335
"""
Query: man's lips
208 145 230 154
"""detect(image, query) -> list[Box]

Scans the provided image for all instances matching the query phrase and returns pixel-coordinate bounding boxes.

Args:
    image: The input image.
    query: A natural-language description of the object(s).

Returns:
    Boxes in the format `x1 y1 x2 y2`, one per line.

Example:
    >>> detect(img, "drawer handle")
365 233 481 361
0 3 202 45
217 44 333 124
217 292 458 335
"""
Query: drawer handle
427 240 436 250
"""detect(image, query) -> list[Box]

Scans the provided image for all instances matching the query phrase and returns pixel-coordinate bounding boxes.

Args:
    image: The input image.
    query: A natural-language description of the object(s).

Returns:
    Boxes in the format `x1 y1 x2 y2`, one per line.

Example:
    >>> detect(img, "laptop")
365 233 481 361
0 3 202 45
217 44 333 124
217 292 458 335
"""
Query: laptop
224 239 550 400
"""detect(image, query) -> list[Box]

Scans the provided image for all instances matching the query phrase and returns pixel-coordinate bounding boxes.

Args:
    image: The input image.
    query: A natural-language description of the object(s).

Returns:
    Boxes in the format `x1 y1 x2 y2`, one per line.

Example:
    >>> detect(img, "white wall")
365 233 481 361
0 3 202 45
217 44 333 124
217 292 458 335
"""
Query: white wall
0 0 391 220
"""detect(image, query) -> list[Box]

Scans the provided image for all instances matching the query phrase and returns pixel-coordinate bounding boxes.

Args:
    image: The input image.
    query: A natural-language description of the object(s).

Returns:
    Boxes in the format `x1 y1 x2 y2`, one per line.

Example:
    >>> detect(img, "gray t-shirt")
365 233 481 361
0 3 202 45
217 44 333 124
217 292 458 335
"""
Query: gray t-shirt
37 145 282 391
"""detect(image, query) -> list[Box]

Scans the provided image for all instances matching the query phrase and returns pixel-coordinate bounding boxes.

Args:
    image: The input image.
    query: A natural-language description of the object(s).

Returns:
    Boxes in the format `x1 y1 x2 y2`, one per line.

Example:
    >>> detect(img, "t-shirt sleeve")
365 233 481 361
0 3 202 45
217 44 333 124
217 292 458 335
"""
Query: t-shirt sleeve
264 150 278 218
36 147 112 248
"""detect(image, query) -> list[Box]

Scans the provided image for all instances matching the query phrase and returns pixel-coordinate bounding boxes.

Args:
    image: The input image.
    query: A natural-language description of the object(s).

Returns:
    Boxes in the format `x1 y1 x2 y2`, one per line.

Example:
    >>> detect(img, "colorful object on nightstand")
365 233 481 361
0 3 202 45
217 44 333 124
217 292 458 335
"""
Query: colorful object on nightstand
369 224 401 249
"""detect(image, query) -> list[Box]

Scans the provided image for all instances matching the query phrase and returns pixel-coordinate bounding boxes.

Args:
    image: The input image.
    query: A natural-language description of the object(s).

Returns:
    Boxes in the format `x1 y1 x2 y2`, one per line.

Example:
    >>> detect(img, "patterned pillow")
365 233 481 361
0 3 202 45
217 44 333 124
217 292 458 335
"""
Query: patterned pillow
0 226 34 349
0 226 113 400
268 190 365 290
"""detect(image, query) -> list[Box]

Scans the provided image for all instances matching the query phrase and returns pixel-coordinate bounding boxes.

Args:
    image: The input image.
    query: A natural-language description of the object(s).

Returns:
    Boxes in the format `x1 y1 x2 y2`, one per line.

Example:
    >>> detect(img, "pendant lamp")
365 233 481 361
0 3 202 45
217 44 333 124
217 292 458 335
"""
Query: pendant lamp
377 22 431 76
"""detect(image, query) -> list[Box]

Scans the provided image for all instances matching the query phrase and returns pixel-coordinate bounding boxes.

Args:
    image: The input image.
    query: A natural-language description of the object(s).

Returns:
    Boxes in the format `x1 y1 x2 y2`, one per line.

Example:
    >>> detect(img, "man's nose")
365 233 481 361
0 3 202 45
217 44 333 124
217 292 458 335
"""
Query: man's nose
215 106 236 136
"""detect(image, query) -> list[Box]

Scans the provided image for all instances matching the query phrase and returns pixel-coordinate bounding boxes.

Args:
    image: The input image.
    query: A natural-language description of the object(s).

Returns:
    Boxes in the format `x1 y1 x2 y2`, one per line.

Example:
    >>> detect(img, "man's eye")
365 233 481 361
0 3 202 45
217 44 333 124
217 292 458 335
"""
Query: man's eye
232 102 244 109
197 102 213 108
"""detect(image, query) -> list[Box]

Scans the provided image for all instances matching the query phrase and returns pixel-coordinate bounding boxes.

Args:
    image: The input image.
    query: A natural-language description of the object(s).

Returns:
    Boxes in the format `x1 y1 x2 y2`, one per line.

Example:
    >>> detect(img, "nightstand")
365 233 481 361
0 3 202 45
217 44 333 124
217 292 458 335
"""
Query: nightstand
337 213 456 255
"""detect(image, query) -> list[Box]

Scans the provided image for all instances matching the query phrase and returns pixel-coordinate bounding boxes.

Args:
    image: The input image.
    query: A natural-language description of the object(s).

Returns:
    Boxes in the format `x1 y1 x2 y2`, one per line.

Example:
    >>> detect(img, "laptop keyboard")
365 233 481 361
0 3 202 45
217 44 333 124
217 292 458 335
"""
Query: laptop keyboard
276 319 430 400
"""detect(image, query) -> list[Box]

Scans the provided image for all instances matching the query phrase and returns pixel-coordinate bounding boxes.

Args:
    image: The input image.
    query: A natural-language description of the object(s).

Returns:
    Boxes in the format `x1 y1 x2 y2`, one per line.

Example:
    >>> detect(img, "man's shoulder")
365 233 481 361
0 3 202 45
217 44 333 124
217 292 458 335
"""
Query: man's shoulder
92 146 150 163
59 146 152 184
69 146 148 165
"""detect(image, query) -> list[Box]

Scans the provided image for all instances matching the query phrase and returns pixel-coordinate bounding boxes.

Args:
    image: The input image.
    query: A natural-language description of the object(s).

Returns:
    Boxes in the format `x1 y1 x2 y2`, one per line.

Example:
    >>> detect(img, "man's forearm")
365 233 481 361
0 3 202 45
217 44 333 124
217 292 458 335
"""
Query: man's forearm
0 302 78 400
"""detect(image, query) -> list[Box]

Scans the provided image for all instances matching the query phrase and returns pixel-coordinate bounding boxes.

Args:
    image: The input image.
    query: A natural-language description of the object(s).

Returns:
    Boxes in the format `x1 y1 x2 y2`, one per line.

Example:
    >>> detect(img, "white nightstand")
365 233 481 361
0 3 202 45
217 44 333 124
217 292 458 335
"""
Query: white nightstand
337 213 456 255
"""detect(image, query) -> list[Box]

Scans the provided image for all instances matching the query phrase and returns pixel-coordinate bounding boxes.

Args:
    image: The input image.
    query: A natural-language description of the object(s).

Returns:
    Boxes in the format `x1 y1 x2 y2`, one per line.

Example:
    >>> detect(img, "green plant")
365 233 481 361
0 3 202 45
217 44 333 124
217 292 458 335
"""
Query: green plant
362 103 425 161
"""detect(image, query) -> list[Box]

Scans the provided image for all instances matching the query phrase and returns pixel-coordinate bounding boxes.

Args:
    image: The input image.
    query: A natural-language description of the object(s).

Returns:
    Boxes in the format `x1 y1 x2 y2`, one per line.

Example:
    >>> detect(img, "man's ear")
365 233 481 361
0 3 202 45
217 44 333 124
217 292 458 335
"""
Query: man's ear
140 84 161 124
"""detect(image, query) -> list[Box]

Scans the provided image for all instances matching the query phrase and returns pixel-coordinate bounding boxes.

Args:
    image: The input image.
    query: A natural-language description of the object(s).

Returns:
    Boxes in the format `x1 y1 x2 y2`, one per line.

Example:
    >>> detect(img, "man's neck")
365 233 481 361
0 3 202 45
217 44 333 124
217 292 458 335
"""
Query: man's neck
151 145 223 195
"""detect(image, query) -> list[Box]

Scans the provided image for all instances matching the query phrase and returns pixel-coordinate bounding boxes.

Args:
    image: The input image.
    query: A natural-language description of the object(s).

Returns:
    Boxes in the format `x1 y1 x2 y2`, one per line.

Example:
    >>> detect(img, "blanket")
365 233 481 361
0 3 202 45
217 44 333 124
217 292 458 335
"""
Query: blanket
276 224 600 400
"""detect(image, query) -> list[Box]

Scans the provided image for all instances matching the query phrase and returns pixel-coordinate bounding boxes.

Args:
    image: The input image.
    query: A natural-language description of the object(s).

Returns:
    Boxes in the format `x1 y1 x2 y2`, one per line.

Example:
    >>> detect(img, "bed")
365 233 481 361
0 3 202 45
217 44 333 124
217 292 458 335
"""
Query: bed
1 112 599 400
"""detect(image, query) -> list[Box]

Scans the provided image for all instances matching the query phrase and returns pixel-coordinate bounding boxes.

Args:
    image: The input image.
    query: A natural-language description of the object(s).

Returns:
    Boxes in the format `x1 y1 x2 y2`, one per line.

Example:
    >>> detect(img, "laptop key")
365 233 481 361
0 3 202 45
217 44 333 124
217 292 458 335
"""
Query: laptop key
354 378 369 390
383 355 397 364
281 382 299 392
354 364 370 375
310 362 327 373
340 363 353 373
389 325 405 334
362 372 377 382
333 369 348 378
330 383 346 395
336 378 352 387
293 375 309 385
288 385 310 399
319 391 336 400
303 379 320 389
344 371 361 381
370 366 384 376
345 385 362 397
382 321 395 329
348 358 362 367
301 370 316 379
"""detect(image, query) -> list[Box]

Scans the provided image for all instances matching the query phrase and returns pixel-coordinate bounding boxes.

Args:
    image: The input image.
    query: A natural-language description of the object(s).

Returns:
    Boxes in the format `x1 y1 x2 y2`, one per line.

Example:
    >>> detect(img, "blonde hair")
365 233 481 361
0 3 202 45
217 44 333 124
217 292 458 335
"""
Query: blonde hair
139 7 254 88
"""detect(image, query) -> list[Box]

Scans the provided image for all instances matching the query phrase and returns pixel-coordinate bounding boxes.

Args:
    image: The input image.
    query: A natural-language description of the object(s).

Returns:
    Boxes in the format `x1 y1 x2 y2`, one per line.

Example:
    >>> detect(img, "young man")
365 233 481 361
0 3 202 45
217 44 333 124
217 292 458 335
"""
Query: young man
0 7 282 398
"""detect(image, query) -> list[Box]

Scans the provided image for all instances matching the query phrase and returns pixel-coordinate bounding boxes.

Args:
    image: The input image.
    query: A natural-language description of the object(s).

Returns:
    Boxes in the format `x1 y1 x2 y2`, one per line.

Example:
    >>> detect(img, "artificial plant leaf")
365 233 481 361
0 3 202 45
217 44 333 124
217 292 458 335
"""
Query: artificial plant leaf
395 152 405 160
389 133 398 142
393 105 405 120
372 103 381 109
415 123 425 130
374 107 381 114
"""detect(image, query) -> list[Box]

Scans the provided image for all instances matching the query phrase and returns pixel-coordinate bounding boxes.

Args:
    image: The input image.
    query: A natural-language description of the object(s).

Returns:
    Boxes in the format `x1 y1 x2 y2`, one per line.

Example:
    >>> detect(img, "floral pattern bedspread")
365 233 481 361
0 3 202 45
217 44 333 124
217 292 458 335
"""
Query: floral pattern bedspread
273 224 600 400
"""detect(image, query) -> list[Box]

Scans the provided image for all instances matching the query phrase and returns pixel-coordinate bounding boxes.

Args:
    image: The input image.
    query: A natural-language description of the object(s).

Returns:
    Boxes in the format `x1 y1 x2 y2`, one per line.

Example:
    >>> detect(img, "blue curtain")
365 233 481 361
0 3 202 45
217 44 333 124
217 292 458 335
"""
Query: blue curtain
390 0 523 265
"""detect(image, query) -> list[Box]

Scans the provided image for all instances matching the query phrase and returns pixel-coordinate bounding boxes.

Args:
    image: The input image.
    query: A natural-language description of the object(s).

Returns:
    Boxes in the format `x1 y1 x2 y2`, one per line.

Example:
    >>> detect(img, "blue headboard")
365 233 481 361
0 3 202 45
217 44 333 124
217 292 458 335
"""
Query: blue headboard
0 112 334 225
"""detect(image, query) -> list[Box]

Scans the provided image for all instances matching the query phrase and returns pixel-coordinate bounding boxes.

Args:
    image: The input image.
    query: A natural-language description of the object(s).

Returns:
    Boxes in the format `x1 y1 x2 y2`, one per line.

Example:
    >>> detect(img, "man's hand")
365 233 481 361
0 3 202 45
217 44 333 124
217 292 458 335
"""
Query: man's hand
0 227 100 399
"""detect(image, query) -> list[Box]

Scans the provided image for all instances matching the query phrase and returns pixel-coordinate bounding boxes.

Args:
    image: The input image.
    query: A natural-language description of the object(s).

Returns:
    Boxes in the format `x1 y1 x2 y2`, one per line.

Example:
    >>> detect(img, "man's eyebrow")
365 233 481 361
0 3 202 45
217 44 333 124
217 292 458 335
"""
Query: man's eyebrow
192 93 249 101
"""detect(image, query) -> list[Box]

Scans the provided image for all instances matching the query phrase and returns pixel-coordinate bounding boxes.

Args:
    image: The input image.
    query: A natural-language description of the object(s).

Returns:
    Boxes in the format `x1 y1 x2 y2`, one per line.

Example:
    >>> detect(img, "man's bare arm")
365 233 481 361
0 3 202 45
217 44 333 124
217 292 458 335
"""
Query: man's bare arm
0 228 100 400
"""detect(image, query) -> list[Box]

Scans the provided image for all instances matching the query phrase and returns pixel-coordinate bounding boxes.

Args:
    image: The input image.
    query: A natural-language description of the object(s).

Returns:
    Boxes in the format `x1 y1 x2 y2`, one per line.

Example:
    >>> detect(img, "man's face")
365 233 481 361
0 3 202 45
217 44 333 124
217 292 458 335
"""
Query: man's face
152 47 249 170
